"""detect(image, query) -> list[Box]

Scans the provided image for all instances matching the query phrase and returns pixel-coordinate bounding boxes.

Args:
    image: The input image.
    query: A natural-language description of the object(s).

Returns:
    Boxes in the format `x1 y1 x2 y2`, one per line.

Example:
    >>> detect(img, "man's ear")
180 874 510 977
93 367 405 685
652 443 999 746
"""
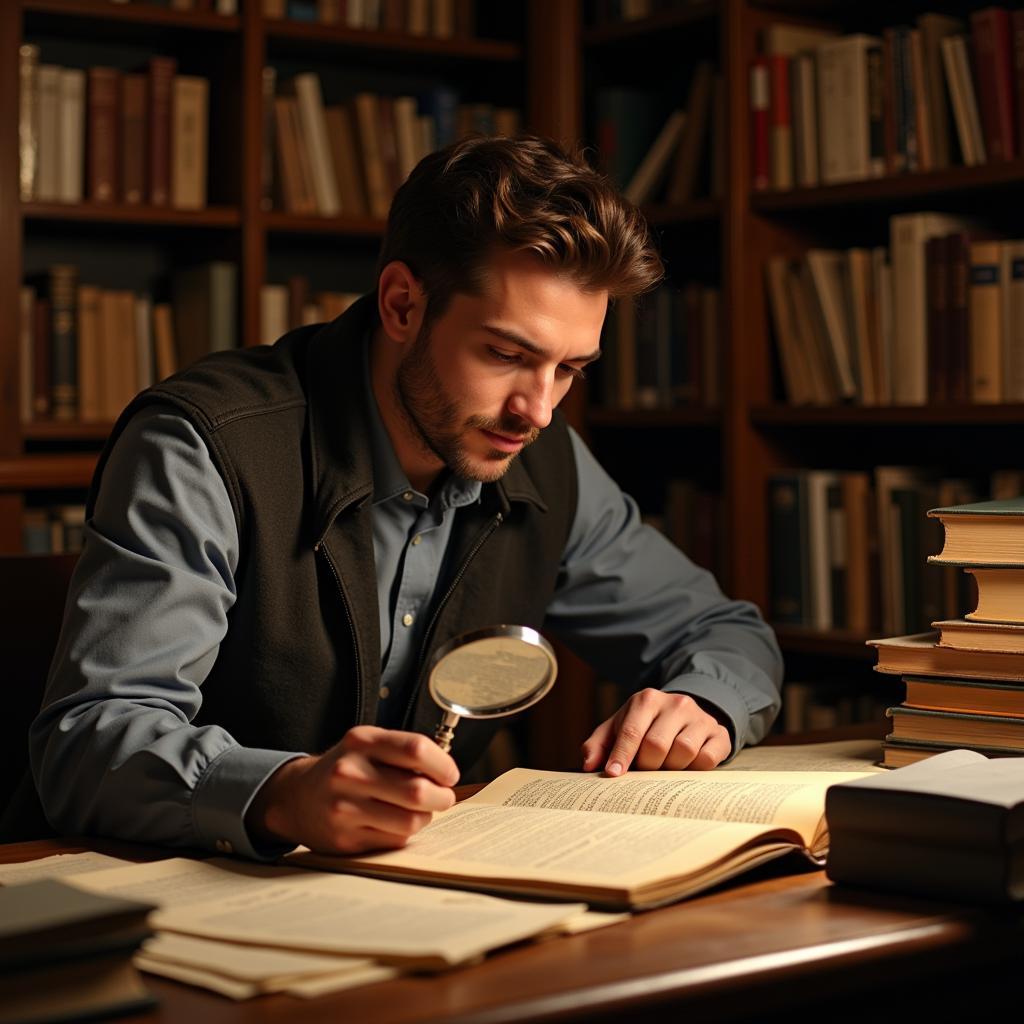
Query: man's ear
377 261 426 345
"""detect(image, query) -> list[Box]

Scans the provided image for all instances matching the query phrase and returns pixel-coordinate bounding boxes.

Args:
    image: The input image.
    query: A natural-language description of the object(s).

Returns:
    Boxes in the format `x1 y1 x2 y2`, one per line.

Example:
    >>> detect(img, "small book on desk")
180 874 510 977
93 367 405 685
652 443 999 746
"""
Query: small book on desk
825 748 1024 903
0 878 156 1024
289 766 874 911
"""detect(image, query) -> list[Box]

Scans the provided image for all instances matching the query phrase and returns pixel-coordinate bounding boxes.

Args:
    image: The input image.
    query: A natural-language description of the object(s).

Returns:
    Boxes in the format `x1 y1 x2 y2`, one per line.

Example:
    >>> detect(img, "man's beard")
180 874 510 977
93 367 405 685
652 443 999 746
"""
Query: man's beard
394 323 540 482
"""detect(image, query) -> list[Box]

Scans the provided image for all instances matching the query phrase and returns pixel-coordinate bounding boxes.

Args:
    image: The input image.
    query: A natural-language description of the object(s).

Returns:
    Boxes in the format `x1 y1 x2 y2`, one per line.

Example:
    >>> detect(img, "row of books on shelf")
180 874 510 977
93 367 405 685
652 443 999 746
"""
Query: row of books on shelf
769 467 1024 637
596 282 720 411
266 70 518 219
765 212 1024 407
752 9 1024 192
24 504 86 555
126 1 237 11
263 0 474 38
869 495 1024 767
596 60 723 207
19 49 208 209
641 479 721 580
259 281 361 342
18 262 238 425
782 682 892 735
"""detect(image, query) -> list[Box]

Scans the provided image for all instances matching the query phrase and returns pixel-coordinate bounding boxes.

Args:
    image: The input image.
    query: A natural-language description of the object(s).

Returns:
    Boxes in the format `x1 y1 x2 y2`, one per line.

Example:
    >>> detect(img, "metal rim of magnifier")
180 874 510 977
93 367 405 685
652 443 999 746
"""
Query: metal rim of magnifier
427 624 558 719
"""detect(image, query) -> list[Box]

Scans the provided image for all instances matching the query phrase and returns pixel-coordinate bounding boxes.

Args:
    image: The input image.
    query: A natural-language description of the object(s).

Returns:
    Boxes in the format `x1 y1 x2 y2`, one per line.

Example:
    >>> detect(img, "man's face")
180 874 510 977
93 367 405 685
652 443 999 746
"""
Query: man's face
393 253 608 483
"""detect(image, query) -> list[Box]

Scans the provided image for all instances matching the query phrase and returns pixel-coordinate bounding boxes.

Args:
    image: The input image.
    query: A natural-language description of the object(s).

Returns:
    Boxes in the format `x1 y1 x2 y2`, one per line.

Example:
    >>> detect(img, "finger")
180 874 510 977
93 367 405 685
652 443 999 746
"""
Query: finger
330 795 434 839
331 756 457 813
580 715 618 772
603 693 661 776
683 728 732 771
633 701 696 770
344 726 460 786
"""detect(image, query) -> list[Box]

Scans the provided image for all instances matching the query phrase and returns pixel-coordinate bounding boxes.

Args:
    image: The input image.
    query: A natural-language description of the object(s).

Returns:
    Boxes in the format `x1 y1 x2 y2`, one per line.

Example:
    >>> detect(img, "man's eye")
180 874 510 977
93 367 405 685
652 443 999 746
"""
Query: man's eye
489 348 520 364
559 365 586 381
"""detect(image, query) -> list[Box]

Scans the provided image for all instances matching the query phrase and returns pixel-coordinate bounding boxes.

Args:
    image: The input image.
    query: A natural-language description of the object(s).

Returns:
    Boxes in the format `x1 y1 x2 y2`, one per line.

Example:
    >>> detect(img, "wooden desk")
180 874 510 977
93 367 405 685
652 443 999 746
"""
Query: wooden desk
2 836 1019 1023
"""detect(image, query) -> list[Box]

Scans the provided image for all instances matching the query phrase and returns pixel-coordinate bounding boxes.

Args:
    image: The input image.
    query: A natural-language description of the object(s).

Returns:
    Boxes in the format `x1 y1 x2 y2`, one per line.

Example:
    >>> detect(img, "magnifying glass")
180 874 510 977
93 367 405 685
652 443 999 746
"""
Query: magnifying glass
427 625 558 753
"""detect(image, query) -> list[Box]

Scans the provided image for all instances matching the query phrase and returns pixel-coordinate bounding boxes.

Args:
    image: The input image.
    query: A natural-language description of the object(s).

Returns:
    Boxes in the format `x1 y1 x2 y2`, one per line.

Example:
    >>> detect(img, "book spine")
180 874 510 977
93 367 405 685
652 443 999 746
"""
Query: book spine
749 57 770 191
768 54 793 190
48 265 79 421
120 74 147 204
148 56 177 206
87 67 119 203
968 239 1003 403
19 44 39 202
970 7 1015 161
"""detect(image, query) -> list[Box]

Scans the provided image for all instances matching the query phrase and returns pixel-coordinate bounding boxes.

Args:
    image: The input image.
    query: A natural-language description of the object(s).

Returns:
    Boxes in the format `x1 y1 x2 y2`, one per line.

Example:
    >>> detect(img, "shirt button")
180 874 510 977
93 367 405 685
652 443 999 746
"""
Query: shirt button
402 612 414 627
402 491 414 502
379 685 390 699
215 839 233 854
411 534 422 546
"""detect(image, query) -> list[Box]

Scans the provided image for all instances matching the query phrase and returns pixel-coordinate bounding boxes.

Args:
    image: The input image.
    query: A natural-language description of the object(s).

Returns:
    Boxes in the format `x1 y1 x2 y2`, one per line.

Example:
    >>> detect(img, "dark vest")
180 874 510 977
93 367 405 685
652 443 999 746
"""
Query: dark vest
88 294 579 773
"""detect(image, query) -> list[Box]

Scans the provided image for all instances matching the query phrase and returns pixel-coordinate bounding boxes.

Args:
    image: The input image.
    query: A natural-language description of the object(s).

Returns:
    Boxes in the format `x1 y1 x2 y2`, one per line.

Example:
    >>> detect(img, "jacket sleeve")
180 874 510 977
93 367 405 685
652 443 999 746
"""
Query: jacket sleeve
30 406 299 858
542 428 784 753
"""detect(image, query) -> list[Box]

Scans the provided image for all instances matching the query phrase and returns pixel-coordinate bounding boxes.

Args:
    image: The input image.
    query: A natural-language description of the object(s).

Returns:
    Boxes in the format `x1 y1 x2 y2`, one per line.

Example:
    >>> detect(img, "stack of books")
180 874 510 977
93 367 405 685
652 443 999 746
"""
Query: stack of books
869 497 1024 767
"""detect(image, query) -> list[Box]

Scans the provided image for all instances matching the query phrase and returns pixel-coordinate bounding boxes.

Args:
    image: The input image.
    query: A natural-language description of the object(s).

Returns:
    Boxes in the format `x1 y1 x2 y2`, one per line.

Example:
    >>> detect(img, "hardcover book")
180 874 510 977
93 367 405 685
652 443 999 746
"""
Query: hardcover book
290 767 874 911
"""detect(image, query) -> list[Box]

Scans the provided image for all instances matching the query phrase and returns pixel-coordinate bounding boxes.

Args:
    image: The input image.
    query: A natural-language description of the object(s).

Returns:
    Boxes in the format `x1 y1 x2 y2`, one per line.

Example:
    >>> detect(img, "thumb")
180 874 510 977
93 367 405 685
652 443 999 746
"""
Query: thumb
581 715 616 772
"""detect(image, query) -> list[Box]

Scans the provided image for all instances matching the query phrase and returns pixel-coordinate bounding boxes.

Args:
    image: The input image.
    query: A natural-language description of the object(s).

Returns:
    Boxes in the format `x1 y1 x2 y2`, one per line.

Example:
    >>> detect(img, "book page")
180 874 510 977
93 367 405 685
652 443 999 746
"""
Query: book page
717 740 886 773
469 768 872 846
0 852 133 885
72 857 585 968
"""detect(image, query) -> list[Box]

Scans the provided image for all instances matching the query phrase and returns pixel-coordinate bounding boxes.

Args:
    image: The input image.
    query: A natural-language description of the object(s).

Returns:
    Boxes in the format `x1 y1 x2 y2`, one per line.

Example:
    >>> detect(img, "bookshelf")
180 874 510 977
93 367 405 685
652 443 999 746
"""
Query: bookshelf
7 0 1023 750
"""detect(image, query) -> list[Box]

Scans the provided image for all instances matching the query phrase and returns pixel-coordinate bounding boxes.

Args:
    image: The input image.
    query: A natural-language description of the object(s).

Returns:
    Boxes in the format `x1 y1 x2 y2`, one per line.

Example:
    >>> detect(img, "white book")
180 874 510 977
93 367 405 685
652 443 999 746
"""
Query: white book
816 35 879 184
1003 241 1024 402
171 76 209 210
259 284 289 346
35 64 61 202
134 295 154 391
57 68 85 203
293 73 340 217
889 211 974 405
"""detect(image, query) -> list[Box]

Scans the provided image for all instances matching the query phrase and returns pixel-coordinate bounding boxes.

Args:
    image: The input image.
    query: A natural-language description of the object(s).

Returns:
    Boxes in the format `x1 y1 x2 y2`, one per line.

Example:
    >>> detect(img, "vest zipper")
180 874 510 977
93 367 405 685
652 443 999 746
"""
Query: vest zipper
401 510 505 730
314 540 363 726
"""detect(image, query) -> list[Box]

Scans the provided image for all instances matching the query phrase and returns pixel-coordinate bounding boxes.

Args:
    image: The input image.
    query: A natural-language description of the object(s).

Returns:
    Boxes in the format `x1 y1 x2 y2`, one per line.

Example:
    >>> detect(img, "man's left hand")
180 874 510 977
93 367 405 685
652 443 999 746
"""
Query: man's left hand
581 689 731 776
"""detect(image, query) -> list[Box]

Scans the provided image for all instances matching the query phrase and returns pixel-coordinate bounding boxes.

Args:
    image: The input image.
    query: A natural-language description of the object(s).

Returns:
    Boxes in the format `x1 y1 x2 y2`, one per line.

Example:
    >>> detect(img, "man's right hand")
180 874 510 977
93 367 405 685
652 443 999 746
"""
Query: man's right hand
247 725 459 855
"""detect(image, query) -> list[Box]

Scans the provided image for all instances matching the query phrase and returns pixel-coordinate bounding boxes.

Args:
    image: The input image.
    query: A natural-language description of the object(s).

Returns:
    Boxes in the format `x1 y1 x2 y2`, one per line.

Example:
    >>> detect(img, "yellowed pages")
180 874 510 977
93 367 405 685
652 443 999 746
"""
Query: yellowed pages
716 740 886 773
135 933 399 999
291 767 873 909
71 857 585 968
0 851 133 884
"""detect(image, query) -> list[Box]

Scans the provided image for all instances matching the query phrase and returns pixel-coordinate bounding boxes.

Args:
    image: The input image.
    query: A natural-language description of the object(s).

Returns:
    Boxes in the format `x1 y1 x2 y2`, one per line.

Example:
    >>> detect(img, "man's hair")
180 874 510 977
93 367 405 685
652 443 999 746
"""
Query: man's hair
377 133 664 323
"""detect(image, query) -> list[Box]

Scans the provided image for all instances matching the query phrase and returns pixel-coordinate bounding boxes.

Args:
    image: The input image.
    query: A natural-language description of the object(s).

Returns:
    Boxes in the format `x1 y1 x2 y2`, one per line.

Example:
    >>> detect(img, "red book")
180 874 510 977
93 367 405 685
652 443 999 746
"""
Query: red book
970 7 1016 160
86 67 120 203
749 57 770 191
147 56 177 206
1012 10 1024 156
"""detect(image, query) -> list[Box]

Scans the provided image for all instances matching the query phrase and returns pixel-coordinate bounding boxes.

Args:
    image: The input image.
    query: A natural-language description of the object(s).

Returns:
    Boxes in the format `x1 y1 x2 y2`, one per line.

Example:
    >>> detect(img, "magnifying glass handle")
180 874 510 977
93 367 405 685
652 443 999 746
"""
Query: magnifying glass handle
434 710 460 753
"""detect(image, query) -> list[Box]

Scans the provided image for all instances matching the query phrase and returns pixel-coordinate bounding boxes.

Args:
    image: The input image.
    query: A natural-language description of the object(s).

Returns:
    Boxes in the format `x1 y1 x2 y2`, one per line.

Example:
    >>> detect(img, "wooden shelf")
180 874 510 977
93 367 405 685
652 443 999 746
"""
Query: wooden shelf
263 211 386 238
23 421 112 443
587 407 721 428
23 202 241 229
0 455 97 491
584 3 720 46
752 404 1024 426
265 18 522 62
773 626 877 661
23 0 239 33
752 159 1024 212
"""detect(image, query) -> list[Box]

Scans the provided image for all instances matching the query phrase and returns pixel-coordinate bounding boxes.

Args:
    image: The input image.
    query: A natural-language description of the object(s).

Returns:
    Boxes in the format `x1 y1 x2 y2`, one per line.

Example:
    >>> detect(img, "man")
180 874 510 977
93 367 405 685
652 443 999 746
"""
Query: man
30 135 782 859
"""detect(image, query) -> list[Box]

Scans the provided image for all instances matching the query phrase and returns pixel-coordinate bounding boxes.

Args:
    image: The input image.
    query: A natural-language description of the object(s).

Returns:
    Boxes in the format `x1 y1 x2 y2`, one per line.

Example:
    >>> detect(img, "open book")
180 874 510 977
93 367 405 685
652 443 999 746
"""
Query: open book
289 766 874 911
